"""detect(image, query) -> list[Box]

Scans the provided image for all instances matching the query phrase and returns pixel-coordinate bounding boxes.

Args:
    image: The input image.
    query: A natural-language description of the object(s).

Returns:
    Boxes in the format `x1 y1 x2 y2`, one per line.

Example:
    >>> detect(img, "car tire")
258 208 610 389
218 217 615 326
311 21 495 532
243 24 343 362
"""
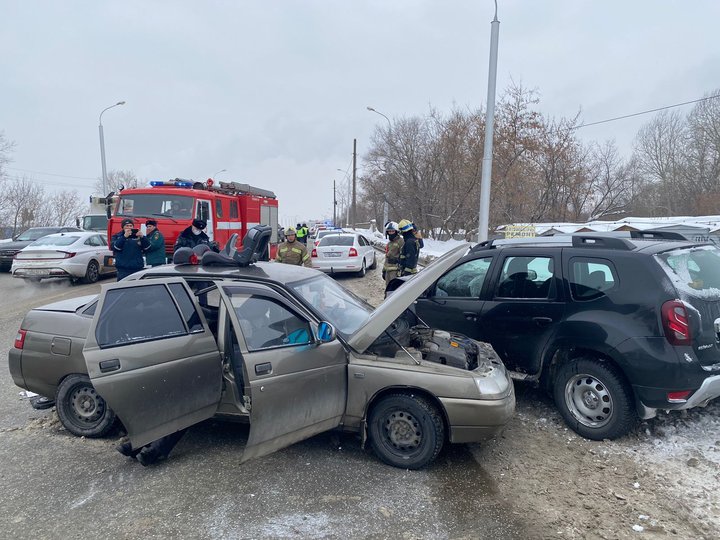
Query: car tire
56 374 116 438
553 357 636 440
369 253 377 270
368 393 445 469
82 260 100 284
357 260 366 277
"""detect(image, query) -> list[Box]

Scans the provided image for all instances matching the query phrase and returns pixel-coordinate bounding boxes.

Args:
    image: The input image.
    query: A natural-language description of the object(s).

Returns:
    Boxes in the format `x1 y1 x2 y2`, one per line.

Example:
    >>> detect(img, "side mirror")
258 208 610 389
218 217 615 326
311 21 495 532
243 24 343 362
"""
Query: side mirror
317 321 337 343
75 217 81 228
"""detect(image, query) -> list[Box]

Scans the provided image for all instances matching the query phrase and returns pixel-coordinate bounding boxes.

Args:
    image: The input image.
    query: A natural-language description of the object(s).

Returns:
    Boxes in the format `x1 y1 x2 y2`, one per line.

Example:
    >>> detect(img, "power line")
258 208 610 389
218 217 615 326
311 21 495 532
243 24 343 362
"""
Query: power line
5 166 96 181
4 174 93 191
575 93 720 129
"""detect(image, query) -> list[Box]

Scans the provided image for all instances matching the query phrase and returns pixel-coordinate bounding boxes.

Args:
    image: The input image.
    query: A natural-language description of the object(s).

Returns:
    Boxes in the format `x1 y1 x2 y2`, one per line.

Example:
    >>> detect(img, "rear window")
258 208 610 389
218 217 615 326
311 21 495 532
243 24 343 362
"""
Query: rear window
656 245 720 295
319 235 353 246
29 236 80 247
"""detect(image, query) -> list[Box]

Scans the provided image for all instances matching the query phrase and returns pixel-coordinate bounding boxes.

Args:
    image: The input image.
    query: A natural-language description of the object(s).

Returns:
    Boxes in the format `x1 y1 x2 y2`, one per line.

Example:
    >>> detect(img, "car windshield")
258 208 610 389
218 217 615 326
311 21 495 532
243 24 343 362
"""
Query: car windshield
116 194 193 219
16 229 55 241
655 245 720 298
29 235 80 247
83 215 108 230
287 275 372 338
319 235 354 247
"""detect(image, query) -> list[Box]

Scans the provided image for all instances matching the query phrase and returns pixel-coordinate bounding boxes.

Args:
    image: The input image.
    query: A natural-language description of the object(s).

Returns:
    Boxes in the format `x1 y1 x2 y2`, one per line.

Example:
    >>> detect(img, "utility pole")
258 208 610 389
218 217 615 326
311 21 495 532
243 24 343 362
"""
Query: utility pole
477 2 500 242
352 138 357 229
333 180 337 226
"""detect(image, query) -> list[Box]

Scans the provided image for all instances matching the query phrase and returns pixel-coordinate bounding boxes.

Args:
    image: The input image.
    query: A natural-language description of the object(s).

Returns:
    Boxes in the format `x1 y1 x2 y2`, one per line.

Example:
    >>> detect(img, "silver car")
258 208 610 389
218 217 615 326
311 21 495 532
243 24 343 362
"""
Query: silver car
311 232 377 276
10 244 515 469
11 231 115 283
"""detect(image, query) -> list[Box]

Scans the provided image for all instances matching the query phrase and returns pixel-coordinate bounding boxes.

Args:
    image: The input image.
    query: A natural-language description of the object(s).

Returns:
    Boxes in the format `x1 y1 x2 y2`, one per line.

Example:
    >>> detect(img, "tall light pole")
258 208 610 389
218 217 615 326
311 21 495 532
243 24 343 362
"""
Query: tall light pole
213 169 227 179
337 167 351 227
478 1 500 242
366 106 391 226
99 101 126 195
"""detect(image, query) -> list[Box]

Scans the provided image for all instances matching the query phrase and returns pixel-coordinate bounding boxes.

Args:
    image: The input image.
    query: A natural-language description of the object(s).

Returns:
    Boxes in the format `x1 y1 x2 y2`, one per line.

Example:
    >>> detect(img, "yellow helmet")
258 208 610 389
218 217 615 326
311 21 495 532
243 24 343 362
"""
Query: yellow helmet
398 219 413 232
284 227 297 235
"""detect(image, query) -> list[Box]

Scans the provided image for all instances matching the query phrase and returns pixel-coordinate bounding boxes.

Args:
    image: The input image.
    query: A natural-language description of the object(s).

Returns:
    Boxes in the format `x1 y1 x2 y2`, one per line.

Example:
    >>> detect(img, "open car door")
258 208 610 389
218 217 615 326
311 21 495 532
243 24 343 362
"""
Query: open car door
216 283 347 462
83 278 222 449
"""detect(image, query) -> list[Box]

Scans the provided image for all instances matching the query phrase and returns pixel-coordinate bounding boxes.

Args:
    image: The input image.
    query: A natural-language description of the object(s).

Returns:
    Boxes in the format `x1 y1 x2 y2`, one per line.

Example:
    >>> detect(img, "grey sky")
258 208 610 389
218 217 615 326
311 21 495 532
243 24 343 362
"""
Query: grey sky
1 0 718 223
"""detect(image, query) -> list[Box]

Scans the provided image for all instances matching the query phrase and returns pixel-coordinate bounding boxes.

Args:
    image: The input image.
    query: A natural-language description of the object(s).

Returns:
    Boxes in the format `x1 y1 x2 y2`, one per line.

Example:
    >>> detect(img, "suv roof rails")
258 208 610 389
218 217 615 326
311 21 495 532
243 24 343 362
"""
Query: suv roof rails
571 234 633 250
628 230 687 241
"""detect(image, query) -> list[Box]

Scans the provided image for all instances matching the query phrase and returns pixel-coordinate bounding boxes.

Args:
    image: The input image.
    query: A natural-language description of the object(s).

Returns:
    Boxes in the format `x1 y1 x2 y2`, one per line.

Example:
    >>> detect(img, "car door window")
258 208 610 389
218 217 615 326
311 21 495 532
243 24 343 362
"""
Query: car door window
496 256 555 299
94 284 188 348
569 258 617 301
168 283 204 333
230 293 312 351
84 237 95 246
436 258 492 297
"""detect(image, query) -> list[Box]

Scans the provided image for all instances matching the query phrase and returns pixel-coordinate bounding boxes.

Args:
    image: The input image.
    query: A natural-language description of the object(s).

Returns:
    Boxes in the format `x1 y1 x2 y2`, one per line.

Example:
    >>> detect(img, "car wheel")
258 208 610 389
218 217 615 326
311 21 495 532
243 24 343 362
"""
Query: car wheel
82 260 100 284
368 393 445 469
553 357 636 440
357 260 366 277
56 374 116 438
369 253 377 270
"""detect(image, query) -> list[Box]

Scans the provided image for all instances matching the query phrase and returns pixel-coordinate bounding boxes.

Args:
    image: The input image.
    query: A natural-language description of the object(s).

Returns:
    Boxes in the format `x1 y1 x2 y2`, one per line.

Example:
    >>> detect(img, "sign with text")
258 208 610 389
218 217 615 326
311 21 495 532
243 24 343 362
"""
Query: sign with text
504 225 536 239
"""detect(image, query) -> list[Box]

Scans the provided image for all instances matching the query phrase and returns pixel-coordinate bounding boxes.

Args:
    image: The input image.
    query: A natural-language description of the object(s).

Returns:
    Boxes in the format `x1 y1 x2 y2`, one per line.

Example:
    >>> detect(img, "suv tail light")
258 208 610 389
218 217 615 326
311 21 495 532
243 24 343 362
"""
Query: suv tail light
14 329 27 349
311 249 317 257
667 390 692 403
348 247 358 257
661 300 691 346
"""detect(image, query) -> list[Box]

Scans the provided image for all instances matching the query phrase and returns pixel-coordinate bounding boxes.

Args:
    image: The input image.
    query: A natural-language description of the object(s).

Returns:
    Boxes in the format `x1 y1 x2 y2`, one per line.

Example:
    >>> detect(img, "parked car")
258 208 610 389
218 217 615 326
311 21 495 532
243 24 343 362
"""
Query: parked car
311 227 345 247
311 232 377 276
390 232 720 441
11 231 116 283
0 226 81 271
9 241 514 469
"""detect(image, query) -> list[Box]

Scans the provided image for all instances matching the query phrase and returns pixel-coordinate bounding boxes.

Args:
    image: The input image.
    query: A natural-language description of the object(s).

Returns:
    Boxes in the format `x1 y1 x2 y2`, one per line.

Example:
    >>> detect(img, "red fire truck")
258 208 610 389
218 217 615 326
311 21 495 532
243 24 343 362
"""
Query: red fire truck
106 179 280 260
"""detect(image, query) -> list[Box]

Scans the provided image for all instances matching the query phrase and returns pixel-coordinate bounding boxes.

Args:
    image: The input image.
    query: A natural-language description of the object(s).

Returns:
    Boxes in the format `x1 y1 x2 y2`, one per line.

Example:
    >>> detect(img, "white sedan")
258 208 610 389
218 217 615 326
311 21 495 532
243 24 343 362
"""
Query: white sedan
12 231 116 283
311 232 377 277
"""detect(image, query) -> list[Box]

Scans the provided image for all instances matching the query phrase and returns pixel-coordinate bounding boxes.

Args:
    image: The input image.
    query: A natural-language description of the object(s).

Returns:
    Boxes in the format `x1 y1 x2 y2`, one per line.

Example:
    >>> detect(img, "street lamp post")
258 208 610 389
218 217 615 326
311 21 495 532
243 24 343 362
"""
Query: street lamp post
366 106 392 226
99 101 126 196
213 169 227 179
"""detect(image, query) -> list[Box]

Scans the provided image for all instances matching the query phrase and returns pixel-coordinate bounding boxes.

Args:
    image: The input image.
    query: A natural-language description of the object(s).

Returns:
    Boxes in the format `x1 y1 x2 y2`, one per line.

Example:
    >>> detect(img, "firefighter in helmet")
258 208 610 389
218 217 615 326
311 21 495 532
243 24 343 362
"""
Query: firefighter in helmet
276 227 312 267
382 221 404 287
398 219 420 276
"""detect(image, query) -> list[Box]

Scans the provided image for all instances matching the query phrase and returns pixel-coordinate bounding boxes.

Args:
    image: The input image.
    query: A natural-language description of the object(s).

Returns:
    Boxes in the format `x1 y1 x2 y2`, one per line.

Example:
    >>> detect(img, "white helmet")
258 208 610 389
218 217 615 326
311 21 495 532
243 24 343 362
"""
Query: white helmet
385 221 399 232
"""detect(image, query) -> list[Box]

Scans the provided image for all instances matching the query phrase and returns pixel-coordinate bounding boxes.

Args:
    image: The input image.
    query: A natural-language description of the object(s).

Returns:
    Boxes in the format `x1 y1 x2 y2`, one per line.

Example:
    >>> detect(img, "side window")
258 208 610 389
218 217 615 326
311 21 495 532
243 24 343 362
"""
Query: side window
84 237 95 246
215 199 223 218
197 201 210 222
569 258 618 301
168 283 204 333
229 201 239 219
435 258 492 297
95 284 187 348
232 293 312 351
496 256 555 299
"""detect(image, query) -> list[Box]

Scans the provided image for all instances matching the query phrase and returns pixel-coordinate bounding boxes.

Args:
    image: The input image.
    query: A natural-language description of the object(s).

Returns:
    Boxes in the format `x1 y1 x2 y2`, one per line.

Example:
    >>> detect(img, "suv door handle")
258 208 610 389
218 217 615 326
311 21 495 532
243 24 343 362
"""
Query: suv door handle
463 311 479 322
533 317 553 327
255 362 272 375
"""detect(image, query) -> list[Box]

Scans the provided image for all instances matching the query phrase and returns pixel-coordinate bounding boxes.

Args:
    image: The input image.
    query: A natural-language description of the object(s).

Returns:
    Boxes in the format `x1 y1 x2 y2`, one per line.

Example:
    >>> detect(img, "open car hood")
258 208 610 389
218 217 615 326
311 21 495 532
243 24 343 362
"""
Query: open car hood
347 244 469 353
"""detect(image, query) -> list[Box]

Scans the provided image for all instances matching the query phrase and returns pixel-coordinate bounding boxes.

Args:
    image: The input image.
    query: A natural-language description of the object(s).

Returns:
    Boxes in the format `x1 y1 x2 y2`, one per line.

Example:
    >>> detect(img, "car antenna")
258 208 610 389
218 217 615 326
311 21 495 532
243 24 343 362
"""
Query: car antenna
382 329 421 365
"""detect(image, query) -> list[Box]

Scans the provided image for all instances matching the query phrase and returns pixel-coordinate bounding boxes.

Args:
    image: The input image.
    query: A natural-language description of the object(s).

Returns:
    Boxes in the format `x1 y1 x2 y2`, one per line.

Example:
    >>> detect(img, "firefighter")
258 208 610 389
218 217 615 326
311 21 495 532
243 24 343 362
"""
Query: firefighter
112 218 150 281
173 219 219 253
398 219 420 276
276 227 311 267
382 221 404 287
295 223 307 244
143 219 166 266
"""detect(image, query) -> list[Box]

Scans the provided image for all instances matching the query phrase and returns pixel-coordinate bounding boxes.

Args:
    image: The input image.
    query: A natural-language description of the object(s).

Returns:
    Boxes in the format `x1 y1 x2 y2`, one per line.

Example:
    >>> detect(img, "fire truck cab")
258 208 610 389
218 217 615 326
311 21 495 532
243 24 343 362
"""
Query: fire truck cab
107 179 279 260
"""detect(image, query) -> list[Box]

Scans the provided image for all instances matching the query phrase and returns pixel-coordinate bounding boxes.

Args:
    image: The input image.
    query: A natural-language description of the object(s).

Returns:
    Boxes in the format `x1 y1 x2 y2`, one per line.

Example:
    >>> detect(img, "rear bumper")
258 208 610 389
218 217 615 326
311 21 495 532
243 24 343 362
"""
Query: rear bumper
682 374 720 408
312 260 363 273
13 267 73 279
634 374 720 411
8 348 26 389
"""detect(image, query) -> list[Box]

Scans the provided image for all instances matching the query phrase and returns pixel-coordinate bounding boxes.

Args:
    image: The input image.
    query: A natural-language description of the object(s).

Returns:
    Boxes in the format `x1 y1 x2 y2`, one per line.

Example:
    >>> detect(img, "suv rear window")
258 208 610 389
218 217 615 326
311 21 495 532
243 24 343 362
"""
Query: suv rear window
656 245 720 295
569 258 617 301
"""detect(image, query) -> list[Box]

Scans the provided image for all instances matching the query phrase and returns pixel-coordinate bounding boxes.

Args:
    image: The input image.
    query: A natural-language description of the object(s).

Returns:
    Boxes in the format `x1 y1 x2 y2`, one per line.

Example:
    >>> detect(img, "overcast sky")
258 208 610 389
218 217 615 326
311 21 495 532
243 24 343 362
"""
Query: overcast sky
2 0 719 224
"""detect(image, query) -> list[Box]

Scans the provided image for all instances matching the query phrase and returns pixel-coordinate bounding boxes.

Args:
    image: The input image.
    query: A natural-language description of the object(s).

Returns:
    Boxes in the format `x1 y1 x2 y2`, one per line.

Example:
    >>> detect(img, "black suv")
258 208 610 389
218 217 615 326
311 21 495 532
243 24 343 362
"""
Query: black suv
404 231 720 440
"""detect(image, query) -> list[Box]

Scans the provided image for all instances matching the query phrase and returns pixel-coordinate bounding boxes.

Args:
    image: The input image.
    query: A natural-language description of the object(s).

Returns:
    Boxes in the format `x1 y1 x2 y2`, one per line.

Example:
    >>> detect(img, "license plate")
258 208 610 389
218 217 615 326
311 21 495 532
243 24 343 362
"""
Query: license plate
23 269 50 275
325 252 342 258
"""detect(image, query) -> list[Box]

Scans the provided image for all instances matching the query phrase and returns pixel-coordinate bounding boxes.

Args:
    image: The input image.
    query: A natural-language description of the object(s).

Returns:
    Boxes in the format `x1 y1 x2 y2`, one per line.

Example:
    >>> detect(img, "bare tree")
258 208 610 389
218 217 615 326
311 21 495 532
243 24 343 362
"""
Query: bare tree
93 169 140 195
37 190 87 227
4 177 45 235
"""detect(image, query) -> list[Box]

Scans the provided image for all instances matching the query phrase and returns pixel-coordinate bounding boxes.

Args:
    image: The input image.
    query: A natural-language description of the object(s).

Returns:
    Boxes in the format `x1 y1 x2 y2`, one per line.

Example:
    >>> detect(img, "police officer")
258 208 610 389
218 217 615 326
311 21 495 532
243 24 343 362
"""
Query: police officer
112 218 150 281
275 227 311 267
295 223 307 244
301 223 310 243
382 221 404 287
174 219 218 253
144 219 166 266
398 219 420 276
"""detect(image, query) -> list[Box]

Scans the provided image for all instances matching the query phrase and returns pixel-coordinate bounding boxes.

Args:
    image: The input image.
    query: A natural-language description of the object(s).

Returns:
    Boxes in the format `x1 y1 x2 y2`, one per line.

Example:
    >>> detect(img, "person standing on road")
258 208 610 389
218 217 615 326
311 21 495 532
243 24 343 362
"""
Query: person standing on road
295 223 307 244
382 221 404 287
173 219 219 253
112 218 150 281
398 219 420 276
143 219 166 266
275 227 311 267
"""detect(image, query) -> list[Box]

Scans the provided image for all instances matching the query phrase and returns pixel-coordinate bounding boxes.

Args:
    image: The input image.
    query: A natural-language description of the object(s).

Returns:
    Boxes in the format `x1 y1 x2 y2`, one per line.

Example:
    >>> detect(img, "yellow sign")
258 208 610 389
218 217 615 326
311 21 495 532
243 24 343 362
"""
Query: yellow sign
504 225 536 239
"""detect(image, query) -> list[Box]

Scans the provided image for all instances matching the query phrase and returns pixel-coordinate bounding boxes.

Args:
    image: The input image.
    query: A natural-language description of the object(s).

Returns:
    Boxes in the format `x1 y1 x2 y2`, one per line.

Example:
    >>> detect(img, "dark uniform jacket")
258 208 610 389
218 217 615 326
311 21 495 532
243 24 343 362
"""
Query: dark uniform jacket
400 231 420 275
112 231 150 273
145 230 166 266
174 227 215 253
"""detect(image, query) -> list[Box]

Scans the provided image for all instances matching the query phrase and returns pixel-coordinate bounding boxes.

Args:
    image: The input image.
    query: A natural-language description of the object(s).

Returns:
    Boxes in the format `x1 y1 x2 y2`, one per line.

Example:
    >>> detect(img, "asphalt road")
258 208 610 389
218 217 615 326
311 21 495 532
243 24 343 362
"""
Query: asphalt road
0 269 530 540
